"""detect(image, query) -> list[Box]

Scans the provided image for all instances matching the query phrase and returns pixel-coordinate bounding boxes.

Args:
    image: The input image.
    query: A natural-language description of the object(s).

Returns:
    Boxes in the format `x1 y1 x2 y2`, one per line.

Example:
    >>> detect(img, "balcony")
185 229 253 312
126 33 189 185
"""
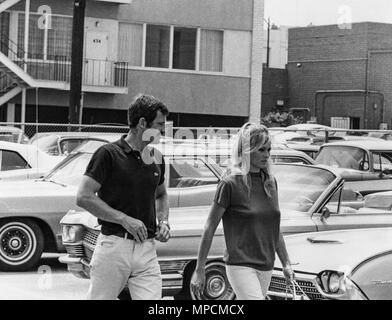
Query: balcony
0 32 129 94
25 55 129 94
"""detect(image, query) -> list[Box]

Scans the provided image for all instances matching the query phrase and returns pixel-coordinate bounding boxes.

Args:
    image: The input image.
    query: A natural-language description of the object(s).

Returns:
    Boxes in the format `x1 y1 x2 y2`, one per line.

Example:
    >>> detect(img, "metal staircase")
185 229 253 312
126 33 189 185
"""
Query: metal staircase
0 30 31 105
0 0 21 13
0 0 129 106
0 73 22 105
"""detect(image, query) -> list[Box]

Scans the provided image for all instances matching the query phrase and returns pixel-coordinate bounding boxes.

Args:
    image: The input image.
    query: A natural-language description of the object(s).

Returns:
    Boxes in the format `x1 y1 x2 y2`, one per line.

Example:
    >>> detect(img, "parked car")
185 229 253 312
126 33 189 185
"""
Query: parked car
217 148 314 169
315 140 392 195
268 227 392 300
0 126 29 144
270 149 315 165
367 132 392 141
59 163 392 300
286 143 320 159
286 135 345 145
285 123 332 134
0 141 64 181
0 138 224 271
29 132 120 156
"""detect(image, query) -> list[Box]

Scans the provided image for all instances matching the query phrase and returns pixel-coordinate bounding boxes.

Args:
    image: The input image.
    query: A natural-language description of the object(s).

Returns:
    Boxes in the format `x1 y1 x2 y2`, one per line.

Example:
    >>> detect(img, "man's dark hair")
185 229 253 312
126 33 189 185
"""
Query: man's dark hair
128 94 169 129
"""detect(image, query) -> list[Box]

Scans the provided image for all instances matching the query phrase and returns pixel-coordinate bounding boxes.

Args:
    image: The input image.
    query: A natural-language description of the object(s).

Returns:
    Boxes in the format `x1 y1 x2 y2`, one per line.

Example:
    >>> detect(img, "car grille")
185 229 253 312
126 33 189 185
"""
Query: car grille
269 276 326 300
84 229 100 247
159 260 189 274
64 244 84 257
82 229 100 261
79 230 189 274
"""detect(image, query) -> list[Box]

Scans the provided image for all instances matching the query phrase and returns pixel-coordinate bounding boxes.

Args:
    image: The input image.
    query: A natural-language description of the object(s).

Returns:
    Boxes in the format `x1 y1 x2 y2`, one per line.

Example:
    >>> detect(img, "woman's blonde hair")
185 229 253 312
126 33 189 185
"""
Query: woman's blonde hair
225 122 273 196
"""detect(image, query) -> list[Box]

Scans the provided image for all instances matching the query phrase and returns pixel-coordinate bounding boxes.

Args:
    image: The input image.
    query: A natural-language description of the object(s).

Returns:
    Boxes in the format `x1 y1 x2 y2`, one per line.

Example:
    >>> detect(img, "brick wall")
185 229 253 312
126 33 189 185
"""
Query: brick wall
288 22 392 128
261 67 288 116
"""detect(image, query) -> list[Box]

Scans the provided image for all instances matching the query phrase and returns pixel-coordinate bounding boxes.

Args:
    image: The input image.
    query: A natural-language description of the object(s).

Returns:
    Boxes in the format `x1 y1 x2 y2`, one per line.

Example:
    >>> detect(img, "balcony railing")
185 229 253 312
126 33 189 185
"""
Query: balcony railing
24 55 129 87
0 32 129 88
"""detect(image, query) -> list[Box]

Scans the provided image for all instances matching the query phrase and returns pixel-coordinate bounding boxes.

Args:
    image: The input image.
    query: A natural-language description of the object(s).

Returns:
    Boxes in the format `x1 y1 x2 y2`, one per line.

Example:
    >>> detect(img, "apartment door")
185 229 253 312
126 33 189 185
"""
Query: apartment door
84 31 110 86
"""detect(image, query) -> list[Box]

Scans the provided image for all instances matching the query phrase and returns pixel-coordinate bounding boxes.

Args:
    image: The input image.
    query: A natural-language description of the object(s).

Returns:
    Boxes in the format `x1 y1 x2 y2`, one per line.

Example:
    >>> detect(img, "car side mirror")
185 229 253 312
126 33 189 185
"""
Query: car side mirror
321 207 331 220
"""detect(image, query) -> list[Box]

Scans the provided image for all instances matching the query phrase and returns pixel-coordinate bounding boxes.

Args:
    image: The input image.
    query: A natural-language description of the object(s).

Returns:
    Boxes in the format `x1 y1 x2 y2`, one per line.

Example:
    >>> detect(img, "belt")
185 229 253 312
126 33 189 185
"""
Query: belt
103 230 134 240
104 230 154 240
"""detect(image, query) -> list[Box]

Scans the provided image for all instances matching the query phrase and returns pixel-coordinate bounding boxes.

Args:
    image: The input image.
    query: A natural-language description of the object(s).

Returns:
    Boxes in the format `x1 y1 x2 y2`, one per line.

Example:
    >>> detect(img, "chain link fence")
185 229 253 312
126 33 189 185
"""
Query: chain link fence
1 122 391 145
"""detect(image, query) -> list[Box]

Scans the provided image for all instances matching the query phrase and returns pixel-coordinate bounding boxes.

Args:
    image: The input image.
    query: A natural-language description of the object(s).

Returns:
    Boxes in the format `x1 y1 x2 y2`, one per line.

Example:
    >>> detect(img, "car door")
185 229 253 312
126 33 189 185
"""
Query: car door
359 151 392 194
313 186 392 231
171 157 220 207
280 211 318 235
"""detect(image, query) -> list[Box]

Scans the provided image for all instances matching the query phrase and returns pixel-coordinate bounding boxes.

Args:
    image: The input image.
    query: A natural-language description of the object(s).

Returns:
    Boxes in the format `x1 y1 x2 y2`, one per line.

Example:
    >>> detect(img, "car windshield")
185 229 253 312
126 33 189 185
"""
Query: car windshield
316 146 368 171
45 149 223 187
272 164 337 215
45 153 92 186
31 135 60 155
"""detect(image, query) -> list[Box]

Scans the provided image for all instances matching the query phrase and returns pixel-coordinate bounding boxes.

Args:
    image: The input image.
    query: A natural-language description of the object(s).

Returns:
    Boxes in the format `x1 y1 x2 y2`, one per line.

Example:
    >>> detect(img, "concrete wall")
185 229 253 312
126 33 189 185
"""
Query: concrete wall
112 70 251 116
117 0 253 31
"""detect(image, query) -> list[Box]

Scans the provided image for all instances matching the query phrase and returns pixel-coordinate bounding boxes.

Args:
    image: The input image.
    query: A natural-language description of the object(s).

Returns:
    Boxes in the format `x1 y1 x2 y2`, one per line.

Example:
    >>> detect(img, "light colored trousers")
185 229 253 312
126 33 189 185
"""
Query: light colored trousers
226 265 273 300
86 234 162 300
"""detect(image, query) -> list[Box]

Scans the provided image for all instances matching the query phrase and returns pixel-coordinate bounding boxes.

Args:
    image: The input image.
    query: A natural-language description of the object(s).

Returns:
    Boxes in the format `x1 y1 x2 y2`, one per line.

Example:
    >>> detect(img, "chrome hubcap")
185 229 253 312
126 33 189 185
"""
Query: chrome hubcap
0 223 36 264
206 276 225 298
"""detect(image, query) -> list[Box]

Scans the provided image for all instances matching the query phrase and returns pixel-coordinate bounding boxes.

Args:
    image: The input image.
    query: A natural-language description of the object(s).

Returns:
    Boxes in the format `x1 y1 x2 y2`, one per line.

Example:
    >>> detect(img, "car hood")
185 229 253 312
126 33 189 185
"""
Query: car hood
275 228 392 274
0 179 78 213
61 206 317 240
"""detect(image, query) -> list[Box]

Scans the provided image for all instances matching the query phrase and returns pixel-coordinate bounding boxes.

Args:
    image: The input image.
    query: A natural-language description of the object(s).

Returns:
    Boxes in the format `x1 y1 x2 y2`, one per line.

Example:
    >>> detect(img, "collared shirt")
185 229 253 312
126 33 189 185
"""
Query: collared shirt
84 135 165 238
214 171 281 271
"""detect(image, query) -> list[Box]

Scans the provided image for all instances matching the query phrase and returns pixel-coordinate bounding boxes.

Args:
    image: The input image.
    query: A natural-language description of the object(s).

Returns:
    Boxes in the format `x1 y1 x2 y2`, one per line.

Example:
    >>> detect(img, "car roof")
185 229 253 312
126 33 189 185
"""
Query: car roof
0 126 23 133
286 124 331 130
31 132 123 139
321 140 392 150
271 149 315 164
0 140 36 151
286 143 320 151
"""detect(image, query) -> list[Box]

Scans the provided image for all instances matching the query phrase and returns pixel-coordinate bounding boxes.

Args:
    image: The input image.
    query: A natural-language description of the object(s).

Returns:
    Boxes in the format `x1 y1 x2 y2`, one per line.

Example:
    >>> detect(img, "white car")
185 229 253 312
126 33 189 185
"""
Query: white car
0 141 64 181
0 126 30 144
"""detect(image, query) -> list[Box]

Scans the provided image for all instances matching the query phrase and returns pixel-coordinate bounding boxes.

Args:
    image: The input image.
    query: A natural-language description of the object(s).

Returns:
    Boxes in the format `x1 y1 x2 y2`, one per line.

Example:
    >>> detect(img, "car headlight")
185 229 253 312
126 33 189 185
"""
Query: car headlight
62 225 85 243
316 270 368 300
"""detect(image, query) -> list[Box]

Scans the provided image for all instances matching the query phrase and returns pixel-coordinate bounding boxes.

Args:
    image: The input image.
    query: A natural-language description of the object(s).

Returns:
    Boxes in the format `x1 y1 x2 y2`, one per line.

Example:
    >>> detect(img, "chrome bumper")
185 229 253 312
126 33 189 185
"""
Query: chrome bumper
59 254 184 296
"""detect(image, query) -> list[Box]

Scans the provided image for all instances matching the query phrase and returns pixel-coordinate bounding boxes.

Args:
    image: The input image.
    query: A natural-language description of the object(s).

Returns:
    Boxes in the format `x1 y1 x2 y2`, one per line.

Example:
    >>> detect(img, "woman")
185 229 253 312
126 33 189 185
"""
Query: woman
190 122 294 300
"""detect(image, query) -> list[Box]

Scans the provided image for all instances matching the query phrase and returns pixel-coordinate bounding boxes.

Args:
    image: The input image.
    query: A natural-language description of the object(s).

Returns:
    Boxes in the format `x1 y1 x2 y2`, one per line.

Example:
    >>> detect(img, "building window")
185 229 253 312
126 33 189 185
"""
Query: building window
18 14 44 59
17 13 72 60
145 24 170 68
119 23 224 73
118 23 143 66
200 29 223 72
173 27 196 70
47 16 73 60
0 12 10 55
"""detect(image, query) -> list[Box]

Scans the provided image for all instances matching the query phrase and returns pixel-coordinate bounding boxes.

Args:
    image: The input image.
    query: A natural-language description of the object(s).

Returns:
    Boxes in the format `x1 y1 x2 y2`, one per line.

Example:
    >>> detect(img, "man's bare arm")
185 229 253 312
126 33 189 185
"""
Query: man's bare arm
155 182 170 242
155 182 169 223
76 176 148 242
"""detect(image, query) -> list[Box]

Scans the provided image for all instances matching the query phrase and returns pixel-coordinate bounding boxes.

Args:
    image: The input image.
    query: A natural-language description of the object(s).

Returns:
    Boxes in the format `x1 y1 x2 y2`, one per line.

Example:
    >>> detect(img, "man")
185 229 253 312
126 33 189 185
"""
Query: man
77 94 170 300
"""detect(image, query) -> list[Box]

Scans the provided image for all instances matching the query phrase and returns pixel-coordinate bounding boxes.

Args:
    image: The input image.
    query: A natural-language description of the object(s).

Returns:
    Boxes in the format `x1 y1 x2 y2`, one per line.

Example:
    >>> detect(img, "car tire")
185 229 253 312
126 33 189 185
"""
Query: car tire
175 260 236 300
0 218 44 271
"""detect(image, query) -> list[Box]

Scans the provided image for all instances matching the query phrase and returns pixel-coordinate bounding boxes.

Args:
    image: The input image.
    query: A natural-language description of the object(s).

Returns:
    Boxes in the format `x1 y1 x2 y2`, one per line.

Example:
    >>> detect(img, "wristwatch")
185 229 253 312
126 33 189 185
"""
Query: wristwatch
159 220 170 230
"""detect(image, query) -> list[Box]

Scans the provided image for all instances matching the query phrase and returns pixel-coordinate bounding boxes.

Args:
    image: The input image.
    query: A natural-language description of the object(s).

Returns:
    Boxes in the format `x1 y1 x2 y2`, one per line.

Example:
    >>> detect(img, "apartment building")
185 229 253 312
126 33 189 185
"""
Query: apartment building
0 0 265 128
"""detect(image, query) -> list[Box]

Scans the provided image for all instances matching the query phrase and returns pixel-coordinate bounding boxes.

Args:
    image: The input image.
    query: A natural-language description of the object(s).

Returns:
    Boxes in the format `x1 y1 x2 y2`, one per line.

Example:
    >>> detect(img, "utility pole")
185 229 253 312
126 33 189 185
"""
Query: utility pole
69 0 86 125
266 17 270 68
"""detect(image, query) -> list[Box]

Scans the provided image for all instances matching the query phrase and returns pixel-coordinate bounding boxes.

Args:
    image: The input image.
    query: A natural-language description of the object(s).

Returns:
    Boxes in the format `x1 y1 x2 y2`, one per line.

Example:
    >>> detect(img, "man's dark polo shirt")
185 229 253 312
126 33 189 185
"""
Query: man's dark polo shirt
84 135 165 239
